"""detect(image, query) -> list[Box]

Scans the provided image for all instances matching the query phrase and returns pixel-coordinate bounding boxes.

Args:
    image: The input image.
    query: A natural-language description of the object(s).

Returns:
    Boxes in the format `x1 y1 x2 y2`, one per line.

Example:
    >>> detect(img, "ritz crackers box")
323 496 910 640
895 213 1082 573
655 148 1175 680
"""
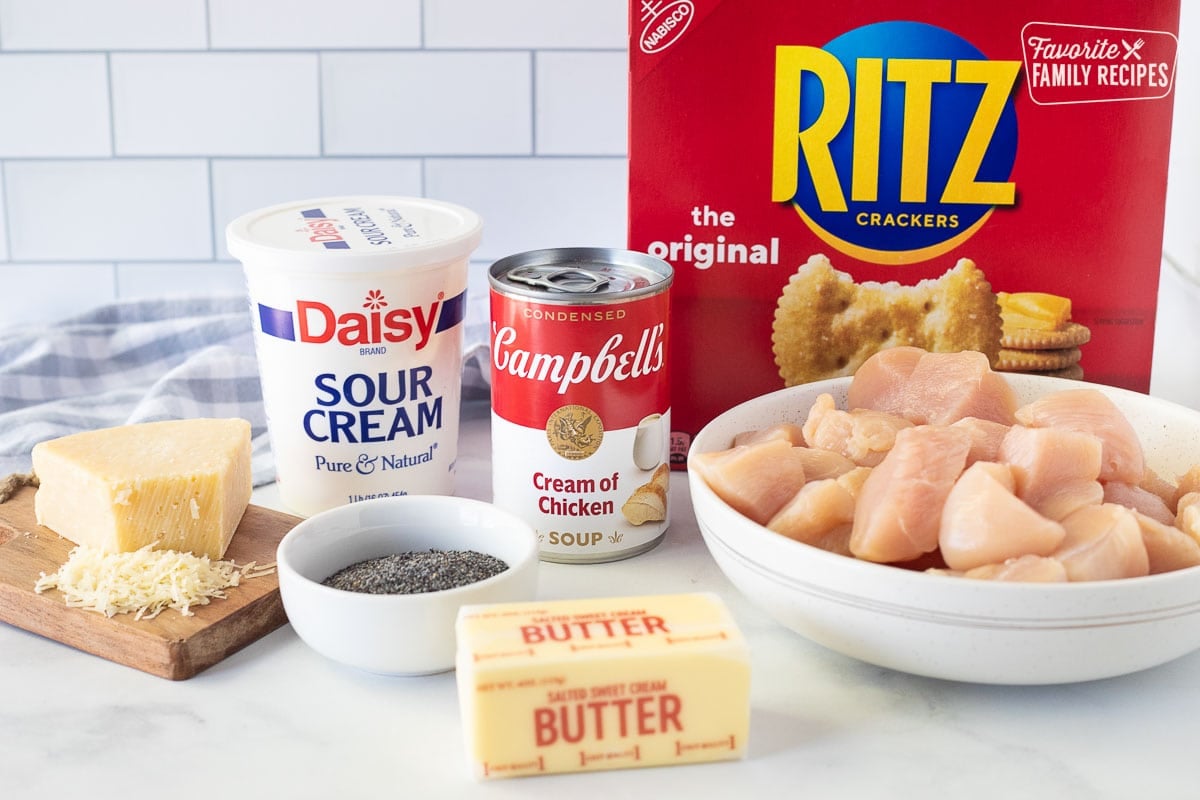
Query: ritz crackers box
627 1 1182 463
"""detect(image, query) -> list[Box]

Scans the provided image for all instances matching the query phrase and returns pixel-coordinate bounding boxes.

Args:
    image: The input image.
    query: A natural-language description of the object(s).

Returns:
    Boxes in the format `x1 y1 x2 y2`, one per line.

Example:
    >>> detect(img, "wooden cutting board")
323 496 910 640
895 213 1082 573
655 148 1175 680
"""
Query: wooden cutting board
0 484 300 680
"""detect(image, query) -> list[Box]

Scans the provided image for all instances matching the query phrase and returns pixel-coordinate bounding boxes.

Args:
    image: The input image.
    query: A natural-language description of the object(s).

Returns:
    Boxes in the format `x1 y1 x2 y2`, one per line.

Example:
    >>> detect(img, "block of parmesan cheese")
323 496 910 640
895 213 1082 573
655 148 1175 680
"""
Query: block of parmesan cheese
455 592 751 780
31 418 253 559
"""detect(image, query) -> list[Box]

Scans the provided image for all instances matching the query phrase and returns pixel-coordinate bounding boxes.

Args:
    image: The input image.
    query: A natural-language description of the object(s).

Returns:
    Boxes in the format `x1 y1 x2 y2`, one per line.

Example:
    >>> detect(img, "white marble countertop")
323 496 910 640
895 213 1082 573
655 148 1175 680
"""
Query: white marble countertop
4 398 1200 800
5 258 1200 799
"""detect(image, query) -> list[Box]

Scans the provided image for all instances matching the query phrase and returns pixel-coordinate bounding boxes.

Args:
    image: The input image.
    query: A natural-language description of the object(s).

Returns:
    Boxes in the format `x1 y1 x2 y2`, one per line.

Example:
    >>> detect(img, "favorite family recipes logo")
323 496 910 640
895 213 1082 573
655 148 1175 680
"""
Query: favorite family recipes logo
1020 21 1178 105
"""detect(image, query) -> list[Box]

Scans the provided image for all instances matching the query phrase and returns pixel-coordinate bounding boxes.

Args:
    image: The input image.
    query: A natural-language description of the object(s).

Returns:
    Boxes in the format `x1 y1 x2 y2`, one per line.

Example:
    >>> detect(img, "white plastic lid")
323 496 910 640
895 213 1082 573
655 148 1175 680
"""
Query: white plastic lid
226 195 483 273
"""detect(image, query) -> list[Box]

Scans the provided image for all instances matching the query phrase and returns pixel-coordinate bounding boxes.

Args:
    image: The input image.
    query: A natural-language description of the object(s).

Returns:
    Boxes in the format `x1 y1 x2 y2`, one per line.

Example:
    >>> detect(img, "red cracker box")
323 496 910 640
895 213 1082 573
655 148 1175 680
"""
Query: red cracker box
627 0 1182 464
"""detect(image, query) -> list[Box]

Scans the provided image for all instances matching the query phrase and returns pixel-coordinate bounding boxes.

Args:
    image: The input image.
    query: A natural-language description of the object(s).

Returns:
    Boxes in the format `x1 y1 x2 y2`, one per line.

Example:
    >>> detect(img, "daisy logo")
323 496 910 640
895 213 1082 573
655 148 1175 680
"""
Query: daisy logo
363 289 388 311
256 289 467 350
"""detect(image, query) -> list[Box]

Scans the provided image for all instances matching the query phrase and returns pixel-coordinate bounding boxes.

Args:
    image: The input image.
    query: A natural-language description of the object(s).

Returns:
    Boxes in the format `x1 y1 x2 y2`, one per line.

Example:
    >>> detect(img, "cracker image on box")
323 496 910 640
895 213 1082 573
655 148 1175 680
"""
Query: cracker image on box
772 253 1002 386
455 592 751 779
995 292 1091 380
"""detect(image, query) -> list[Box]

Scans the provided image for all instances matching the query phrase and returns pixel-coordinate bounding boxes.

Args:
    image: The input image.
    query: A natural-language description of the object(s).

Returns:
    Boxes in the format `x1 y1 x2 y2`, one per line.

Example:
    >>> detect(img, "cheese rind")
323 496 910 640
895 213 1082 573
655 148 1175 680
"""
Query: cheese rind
31 418 253 559
455 592 751 779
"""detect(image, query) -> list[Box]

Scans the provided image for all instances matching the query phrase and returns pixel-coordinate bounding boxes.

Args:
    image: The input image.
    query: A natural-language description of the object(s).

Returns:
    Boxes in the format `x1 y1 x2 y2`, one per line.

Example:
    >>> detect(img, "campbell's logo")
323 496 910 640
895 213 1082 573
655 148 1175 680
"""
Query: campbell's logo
771 21 1020 265
257 289 466 349
300 208 350 250
492 323 666 395
638 0 694 54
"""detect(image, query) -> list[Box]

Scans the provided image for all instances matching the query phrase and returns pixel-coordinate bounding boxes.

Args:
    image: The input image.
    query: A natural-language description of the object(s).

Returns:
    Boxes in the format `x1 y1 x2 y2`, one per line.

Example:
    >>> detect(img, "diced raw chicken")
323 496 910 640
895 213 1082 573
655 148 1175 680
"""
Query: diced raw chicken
845 345 923 411
997 424 1103 521
795 447 857 481
1134 512 1200 574
1174 466 1200 510
1176 492 1200 544
849 425 971 563
848 347 1018 425
1014 389 1144 484
1103 481 1174 526
767 467 871 556
1139 467 1180 513
802 393 913 467
732 423 806 447
951 416 1010 465
930 554 1069 582
939 461 1066 570
691 439 807 526
1053 504 1150 581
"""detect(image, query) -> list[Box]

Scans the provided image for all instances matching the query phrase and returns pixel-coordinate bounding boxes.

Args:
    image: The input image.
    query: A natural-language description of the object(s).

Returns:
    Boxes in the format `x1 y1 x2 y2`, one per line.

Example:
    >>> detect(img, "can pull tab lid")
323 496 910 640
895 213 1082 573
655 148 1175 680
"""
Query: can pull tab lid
506 266 610 294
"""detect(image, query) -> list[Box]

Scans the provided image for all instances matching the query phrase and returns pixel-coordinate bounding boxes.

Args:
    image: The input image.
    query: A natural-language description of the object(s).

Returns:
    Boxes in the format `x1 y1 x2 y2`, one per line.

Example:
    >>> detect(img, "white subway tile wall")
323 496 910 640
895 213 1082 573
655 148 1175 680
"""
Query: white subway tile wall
111 53 322 156
0 0 628 329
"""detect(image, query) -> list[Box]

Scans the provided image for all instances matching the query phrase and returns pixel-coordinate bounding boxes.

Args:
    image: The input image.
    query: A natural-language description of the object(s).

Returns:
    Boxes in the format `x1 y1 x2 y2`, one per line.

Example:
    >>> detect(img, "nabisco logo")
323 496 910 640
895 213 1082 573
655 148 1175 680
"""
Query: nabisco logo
492 322 666 394
639 0 694 55
258 289 466 349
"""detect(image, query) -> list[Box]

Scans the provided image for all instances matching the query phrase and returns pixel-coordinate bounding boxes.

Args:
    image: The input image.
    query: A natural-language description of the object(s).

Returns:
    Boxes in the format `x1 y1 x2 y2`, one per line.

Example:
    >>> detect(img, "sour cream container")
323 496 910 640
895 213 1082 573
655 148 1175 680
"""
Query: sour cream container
227 196 483 517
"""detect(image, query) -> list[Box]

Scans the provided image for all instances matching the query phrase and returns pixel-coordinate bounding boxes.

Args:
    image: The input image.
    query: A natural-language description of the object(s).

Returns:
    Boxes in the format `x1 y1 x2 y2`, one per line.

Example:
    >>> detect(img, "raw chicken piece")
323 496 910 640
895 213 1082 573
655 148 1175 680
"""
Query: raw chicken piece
950 416 1010 465
931 554 1069 582
732 423 806 447
997 424 1103 521
1053 504 1150 581
1134 512 1200 574
939 461 1066 571
1176 492 1200 544
767 467 871 556
691 439 807 526
795 447 857 481
1137 467 1179 512
848 347 1018 425
801 393 913 467
849 425 971 563
1014 389 1144 484
1103 481 1175 526
844 345 923 411
1173 466 1200 510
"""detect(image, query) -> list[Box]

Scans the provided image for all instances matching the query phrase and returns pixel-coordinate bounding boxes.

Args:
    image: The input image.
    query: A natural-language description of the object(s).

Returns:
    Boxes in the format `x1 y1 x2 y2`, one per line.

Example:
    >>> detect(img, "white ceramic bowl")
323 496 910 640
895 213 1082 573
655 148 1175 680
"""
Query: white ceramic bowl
276 495 538 676
688 374 1200 684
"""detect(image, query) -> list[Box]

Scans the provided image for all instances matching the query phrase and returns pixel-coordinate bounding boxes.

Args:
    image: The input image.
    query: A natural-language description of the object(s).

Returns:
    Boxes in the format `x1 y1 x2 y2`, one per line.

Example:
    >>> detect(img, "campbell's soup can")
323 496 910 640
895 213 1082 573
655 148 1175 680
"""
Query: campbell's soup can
489 248 673 563
227 196 482 517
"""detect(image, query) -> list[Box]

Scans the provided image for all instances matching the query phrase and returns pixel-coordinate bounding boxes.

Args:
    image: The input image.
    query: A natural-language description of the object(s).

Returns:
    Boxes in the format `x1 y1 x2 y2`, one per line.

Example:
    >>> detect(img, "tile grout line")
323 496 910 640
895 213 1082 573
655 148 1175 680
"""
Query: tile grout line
104 50 120 295
207 158 218 265
203 0 212 49
203 0 216 273
0 161 8 262
530 49 538 157
316 52 325 157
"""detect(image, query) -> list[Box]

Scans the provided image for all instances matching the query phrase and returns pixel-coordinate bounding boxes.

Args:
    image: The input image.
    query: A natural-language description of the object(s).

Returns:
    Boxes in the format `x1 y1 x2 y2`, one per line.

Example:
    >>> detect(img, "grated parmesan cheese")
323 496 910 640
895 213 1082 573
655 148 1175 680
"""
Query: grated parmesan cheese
34 543 275 620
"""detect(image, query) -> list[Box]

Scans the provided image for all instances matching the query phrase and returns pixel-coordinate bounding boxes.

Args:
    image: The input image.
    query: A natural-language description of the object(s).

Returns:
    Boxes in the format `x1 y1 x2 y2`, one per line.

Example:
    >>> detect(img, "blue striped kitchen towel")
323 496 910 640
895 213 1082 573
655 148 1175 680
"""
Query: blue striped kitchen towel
0 296 277 485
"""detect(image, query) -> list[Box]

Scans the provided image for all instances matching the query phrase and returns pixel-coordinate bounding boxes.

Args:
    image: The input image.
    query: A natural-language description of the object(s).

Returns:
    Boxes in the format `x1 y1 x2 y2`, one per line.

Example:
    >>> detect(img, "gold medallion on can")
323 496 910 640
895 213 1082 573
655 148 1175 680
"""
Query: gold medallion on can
546 405 604 460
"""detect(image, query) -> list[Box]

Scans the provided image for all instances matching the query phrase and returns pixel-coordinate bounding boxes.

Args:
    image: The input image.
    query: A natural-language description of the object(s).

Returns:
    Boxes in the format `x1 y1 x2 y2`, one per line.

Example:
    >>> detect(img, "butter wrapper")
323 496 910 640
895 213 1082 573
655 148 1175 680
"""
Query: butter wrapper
454 592 751 779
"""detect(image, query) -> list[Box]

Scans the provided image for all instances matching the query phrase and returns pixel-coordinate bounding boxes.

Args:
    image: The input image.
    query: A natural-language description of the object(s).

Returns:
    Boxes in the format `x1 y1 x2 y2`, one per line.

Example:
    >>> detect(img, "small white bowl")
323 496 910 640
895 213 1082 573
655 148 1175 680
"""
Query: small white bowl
276 495 538 676
689 374 1200 685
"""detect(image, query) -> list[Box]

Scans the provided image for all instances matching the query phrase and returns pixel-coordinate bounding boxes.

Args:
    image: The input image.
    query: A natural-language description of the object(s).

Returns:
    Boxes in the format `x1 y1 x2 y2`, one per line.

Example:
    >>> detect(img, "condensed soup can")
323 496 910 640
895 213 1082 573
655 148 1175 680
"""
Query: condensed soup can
489 248 673 563
227 196 482 517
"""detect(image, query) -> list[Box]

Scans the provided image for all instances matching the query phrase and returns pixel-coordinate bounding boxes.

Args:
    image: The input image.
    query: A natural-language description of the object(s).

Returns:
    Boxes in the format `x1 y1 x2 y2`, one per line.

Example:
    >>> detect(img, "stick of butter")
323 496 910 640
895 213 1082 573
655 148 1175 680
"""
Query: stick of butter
455 592 751 779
